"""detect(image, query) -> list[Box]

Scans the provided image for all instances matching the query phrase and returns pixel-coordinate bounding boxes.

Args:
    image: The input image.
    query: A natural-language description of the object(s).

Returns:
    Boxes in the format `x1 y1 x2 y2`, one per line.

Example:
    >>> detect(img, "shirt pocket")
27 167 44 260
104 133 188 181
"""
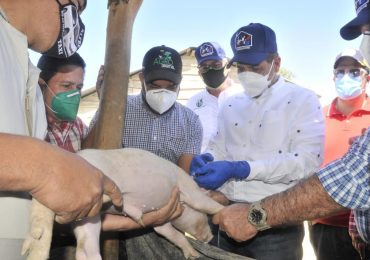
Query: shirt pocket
252 110 287 150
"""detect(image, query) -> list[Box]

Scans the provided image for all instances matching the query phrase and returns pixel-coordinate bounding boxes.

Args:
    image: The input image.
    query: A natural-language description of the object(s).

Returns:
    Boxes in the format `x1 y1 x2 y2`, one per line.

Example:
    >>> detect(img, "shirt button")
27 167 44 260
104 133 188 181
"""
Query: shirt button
153 136 157 141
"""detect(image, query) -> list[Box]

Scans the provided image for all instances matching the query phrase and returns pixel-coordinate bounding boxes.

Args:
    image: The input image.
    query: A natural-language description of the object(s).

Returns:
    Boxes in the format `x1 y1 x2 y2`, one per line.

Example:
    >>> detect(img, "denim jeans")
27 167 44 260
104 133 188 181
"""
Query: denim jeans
218 224 304 260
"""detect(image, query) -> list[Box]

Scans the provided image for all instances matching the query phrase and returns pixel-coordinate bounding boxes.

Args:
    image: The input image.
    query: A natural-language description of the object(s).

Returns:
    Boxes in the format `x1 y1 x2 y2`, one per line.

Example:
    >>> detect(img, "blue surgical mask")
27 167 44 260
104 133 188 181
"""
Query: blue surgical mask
335 74 363 100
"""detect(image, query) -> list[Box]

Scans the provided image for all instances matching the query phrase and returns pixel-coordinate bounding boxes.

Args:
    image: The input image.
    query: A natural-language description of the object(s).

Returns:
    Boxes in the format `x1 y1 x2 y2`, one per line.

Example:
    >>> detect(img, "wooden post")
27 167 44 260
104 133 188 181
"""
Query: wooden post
83 0 143 259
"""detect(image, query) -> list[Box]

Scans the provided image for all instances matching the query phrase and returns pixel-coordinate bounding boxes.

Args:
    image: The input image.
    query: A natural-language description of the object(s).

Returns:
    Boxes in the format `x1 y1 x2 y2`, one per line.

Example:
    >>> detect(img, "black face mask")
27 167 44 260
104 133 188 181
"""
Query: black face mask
201 66 228 89
45 0 85 58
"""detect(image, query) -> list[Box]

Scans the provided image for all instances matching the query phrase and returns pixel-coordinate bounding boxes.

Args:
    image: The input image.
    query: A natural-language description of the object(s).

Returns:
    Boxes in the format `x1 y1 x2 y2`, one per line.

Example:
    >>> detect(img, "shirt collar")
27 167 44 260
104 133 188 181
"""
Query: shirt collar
327 96 370 118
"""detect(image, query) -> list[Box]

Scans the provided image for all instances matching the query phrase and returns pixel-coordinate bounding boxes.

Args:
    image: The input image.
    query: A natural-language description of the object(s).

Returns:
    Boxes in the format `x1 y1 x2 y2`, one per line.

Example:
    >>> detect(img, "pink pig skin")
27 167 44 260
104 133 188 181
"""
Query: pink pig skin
73 148 224 259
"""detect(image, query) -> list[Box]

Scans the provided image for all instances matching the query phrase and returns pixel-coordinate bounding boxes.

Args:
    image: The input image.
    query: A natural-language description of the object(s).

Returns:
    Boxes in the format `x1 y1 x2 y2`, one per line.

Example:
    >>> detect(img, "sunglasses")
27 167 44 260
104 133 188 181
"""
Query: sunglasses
334 68 362 80
198 62 225 74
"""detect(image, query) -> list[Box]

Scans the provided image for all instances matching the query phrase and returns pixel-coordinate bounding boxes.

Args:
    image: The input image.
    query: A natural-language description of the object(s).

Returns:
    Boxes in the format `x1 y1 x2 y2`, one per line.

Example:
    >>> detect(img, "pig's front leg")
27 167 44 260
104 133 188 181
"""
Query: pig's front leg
154 222 200 259
73 215 102 260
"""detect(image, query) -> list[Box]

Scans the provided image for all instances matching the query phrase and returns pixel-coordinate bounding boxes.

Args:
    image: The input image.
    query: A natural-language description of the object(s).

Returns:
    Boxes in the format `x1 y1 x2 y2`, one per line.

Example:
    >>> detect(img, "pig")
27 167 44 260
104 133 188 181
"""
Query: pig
22 148 224 260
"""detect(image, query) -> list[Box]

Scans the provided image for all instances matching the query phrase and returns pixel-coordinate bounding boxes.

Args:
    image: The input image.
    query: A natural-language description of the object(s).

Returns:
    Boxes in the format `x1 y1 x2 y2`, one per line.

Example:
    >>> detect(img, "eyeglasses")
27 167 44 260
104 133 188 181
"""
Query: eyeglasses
145 82 178 91
198 62 225 74
334 68 362 80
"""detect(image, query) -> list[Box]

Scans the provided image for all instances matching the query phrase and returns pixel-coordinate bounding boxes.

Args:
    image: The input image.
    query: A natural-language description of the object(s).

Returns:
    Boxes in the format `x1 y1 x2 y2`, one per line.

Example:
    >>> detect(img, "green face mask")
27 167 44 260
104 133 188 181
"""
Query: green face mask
50 89 81 121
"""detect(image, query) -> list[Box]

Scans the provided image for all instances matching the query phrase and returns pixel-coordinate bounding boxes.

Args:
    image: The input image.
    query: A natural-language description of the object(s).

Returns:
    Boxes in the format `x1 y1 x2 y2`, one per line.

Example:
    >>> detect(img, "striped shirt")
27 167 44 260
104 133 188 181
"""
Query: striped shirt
317 127 370 243
91 94 202 163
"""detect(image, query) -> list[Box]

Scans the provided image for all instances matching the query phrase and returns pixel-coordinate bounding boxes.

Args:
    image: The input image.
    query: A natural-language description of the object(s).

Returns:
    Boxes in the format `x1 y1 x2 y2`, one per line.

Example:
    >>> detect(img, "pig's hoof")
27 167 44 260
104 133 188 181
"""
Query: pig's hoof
22 234 50 260
21 217 52 260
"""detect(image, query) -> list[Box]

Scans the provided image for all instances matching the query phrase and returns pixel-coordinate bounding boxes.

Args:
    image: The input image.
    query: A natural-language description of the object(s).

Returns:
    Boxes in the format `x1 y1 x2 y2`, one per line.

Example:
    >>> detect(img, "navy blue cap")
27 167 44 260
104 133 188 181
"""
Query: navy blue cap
195 42 226 64
142 45 182 85
229 23 277 66
340 0 370 40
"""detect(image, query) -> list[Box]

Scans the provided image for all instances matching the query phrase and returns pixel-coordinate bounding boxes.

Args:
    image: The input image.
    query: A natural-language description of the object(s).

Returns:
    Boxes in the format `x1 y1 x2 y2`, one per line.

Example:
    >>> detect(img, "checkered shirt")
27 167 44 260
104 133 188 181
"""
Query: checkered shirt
91 94 202 164
317 127 370 242
45 117 88 153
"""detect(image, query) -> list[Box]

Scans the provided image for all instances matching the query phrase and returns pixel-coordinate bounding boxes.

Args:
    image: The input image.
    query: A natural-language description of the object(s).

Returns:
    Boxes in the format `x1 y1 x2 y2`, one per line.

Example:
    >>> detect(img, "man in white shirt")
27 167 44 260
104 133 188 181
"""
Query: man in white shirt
186 42 242 152
190 23 325 260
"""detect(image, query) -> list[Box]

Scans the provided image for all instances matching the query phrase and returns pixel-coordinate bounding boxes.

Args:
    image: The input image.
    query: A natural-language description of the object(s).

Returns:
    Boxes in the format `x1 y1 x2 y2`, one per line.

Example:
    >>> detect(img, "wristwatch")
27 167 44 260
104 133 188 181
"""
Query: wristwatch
247 201 271 231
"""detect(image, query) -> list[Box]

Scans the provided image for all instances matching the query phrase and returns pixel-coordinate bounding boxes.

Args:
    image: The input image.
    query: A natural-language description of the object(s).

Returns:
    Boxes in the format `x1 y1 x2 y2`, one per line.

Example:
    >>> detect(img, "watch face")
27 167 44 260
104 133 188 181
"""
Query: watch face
250 208 263 224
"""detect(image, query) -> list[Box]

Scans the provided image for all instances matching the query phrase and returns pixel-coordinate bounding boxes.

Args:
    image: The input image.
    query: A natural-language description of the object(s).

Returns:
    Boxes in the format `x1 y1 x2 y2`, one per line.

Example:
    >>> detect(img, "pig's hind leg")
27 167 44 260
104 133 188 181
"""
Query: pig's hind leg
154 222 200 259
73 215 102 260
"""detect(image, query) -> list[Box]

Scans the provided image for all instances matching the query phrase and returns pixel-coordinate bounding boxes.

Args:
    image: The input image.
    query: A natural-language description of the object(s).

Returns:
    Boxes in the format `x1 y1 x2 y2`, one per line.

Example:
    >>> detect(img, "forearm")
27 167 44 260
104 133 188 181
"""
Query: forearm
0 133 62 192
177 154 193 173
101 214 142 231
262 174 346 226
82 124 97 149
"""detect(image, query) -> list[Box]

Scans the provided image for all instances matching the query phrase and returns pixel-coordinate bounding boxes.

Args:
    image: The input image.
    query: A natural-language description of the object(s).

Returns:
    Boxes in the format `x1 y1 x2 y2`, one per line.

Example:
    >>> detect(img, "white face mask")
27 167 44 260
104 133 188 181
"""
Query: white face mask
360 34 370 64
238 61 275 98
145 89 178 114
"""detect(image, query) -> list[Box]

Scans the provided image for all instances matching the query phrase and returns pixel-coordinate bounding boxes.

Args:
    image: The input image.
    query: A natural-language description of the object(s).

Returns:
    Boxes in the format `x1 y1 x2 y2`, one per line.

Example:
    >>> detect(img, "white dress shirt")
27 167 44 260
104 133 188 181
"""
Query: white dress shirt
186 81 242 152
207 76 325 202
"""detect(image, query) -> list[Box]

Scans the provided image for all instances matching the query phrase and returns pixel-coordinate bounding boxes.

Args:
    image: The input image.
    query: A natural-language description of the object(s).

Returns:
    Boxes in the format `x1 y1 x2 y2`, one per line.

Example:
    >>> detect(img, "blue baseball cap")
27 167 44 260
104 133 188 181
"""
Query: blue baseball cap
195 42 226 64
229 23 277 66
340 0 370 40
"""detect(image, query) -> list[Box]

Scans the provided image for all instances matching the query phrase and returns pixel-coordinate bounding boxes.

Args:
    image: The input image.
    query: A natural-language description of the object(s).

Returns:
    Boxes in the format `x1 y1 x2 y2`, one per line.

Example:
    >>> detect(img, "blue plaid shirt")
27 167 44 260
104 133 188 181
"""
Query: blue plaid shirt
317 127 370 243
91 94 202 164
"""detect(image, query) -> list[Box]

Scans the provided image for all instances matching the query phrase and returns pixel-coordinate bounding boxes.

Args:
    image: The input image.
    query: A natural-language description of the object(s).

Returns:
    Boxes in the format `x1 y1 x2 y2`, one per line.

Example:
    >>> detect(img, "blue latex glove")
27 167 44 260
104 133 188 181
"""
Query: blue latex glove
193 161 250 190
189 153 214 176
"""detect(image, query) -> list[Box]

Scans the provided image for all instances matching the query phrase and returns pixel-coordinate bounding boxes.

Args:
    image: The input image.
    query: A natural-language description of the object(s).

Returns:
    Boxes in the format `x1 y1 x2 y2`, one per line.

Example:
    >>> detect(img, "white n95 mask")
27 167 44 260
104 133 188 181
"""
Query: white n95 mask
145 89 178 114
238 62 274 98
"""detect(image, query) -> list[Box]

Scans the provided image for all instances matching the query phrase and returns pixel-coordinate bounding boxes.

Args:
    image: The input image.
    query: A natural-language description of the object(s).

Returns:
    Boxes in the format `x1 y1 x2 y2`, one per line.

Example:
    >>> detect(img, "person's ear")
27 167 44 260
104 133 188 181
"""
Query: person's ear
139 72 144 83
38 78 47 92
273 56 281 72
139 72 146 92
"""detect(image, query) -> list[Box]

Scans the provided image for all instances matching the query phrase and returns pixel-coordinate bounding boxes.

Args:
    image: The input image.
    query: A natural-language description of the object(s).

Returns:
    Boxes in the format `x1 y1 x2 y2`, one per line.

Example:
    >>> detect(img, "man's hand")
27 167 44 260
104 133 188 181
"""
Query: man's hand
193 161 250 190
95 65 104 99
349 220 368 260
212 203 257 242
350 232 367 259
189 153 214 176
141 187 183 226
102 187 183 231
30 151 123 224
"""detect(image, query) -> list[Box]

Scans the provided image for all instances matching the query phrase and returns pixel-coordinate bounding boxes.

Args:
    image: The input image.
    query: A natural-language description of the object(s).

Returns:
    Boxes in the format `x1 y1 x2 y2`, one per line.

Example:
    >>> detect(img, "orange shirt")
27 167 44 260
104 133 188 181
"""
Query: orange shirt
315 96 370 227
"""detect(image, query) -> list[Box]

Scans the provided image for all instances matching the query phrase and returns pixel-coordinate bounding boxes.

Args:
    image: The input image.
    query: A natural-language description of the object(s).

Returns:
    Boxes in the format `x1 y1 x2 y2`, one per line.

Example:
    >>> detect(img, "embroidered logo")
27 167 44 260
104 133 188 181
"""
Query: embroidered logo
235 31 253 51
199 43 215 57
153 51 175 70
196 98 204 108
356 0 369 14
